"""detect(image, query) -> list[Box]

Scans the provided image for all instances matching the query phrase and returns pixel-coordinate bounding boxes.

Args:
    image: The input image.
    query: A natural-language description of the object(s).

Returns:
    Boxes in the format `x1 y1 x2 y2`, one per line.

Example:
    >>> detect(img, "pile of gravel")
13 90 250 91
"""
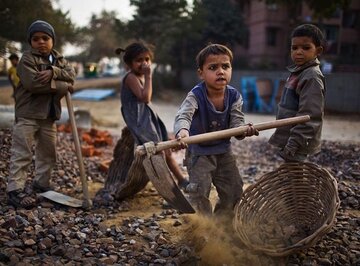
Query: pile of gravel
0 128 359 265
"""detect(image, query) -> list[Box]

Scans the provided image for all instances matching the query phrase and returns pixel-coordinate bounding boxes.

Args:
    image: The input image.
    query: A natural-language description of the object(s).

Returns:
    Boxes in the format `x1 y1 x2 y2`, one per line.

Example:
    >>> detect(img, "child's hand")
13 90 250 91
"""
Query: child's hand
236 123 259 139
245 123 259 137
174 129 189 150
141 62 151 76
177 129 189 139
36 69 53 84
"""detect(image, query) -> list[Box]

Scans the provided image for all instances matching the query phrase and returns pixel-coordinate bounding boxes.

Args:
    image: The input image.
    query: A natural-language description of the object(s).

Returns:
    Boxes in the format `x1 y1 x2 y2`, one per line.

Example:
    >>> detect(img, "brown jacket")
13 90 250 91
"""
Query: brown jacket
15 48 75 120
269 58 325 155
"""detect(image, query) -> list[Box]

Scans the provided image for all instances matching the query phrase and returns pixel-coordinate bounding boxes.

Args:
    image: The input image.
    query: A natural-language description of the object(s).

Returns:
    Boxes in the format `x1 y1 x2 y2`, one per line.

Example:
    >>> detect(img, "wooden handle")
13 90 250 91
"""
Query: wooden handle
136 115 310 155
65 92 92 209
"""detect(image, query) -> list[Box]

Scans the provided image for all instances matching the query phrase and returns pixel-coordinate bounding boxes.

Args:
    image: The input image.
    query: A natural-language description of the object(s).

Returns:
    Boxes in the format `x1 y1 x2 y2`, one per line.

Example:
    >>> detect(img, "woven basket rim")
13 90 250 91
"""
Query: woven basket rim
234 162 340 257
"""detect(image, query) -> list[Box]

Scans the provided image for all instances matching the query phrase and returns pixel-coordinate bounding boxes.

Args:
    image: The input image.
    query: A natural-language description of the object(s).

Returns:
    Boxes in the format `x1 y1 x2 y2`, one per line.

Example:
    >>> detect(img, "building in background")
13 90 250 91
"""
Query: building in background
235 1 360 72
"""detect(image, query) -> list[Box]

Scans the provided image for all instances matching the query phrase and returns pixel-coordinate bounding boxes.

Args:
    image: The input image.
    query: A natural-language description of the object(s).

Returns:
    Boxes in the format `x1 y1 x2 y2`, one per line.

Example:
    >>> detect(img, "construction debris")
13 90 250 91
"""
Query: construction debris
0 128 359 265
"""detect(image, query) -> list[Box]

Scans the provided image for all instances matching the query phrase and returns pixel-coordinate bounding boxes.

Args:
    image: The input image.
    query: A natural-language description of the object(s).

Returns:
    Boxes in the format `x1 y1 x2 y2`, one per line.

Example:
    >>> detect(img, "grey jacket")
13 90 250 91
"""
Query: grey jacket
15 48 75 120
269 58 325 155
174 83 245 136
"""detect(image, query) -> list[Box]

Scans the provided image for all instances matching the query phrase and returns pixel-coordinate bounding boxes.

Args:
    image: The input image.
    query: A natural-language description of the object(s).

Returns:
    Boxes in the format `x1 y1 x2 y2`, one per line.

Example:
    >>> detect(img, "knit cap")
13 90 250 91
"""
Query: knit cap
27 20 55 44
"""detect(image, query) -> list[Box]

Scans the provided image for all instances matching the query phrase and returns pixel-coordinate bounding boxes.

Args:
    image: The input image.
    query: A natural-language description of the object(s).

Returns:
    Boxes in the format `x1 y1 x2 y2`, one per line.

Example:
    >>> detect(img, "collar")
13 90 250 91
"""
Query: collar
30 48 63 60
287 58 320 73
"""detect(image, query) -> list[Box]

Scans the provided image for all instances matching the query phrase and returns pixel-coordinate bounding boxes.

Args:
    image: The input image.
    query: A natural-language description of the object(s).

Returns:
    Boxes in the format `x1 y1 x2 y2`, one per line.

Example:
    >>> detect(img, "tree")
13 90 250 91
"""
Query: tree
0 0 76 51
198 0 247 47
76 11 127 62
127 0 248 88
128 0 189 66
126 0 190 89
181 0 247 67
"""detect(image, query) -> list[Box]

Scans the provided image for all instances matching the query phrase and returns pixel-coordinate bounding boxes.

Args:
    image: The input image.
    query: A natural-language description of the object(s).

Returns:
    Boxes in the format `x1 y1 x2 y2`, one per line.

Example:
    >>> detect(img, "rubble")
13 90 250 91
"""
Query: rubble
0 128 359 265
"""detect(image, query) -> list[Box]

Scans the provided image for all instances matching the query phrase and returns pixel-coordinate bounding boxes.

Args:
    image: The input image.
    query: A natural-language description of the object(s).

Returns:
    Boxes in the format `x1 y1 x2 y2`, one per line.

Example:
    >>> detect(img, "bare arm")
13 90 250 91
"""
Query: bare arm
125 64 152 103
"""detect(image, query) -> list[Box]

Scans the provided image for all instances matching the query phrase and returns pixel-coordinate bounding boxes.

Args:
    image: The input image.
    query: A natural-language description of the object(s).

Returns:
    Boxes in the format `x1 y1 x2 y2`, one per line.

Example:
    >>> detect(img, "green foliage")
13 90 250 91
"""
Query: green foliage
125 0 190 88
180 0 247 67
76 11 127 62
128 0 189 65
199 0 246 46
127 0 248 88
1 0 354 72
305 0 351 19
0 0 75 50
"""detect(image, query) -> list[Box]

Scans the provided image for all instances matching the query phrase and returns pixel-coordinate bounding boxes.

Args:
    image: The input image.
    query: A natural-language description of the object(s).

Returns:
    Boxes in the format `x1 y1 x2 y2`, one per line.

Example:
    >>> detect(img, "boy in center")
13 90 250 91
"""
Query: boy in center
174 43 258 217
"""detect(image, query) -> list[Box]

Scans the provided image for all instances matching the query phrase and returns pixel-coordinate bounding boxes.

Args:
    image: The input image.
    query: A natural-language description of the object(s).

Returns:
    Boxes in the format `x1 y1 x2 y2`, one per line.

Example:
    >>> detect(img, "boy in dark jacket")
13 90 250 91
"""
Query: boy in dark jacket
7 20 76 208
269 24 326 162
174 44 258 217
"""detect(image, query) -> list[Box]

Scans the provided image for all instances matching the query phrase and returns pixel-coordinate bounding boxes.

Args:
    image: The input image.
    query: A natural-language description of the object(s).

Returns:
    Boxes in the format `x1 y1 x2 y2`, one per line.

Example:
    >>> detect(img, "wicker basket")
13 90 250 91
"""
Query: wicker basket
233 162 340 257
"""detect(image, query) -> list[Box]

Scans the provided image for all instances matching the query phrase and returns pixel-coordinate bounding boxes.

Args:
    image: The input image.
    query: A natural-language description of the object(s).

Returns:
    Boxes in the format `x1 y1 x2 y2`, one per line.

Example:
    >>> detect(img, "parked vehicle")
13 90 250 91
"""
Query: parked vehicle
84 62 98 78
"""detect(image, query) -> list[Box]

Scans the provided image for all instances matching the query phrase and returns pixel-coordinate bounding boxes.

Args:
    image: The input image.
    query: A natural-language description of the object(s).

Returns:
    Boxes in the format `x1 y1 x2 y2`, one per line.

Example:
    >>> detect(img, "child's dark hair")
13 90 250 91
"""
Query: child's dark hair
9 54 19 60
196 43 233 70
115 42 154 66
291 24 325 48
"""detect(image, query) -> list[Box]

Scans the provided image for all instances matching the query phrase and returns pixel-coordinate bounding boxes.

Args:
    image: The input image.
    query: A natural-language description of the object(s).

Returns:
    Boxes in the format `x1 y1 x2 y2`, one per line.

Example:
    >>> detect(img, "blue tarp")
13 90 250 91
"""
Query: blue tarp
72 89 116 101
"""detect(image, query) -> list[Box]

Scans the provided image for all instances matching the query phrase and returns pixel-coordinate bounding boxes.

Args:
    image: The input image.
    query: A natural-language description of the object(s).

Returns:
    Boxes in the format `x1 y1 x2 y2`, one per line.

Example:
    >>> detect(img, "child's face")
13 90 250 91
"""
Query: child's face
10 59 18 67
30 32 53 56
198 54 232 91
291 36 323 66
129 52 152 75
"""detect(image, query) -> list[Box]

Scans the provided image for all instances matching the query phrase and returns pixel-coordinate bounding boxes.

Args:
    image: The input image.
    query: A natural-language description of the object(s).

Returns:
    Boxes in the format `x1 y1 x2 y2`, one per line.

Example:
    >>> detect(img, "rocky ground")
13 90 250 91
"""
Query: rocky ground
0 126 359 265
0 77 359 265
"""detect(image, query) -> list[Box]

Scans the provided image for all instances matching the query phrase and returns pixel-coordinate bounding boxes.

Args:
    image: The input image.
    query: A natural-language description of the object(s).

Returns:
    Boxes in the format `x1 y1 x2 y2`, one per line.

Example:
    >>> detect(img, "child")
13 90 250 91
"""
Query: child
116 42 189 189
7 53 20 97
269 24 326 162
174 43 258 216
7 20 76 208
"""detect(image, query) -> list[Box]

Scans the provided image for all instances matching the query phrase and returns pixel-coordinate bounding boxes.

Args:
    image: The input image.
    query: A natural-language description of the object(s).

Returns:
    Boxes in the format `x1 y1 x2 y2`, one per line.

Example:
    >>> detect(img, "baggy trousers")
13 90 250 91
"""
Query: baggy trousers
7 117 57 192
185 151 243 216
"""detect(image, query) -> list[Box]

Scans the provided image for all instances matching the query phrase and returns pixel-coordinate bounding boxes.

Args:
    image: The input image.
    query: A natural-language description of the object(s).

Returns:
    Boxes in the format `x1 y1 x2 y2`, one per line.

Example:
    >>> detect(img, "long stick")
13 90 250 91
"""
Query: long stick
136 115 310 155
65 92 92 209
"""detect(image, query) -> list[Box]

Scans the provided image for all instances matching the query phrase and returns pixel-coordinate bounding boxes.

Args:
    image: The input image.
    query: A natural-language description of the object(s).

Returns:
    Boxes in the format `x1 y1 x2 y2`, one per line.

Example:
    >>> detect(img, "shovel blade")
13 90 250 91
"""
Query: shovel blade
39 191 83 208
143 154 195 214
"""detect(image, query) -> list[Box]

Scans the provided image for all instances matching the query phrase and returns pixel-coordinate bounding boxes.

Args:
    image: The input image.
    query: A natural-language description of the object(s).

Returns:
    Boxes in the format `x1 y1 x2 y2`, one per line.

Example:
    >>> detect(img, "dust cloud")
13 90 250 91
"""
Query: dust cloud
178 214 283 266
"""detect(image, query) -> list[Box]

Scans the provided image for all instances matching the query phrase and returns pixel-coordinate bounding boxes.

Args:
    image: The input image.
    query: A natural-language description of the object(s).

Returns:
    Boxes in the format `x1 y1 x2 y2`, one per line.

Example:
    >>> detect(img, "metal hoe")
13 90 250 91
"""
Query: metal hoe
137 115 310 214
39 92 92 209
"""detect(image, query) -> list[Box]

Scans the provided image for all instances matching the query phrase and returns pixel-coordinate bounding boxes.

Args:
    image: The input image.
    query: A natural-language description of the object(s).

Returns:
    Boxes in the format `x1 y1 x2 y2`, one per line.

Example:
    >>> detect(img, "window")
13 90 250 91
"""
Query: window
266 27 278 47
342 10 360 28
241 29 250 49
267 4 278 11
323 25 339 54
331 8 342 18
340 43 359 58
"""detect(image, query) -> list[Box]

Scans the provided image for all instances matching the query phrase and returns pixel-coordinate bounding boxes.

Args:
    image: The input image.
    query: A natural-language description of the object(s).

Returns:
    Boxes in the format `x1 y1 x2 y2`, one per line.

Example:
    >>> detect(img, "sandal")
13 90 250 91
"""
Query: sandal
8 189 37 209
